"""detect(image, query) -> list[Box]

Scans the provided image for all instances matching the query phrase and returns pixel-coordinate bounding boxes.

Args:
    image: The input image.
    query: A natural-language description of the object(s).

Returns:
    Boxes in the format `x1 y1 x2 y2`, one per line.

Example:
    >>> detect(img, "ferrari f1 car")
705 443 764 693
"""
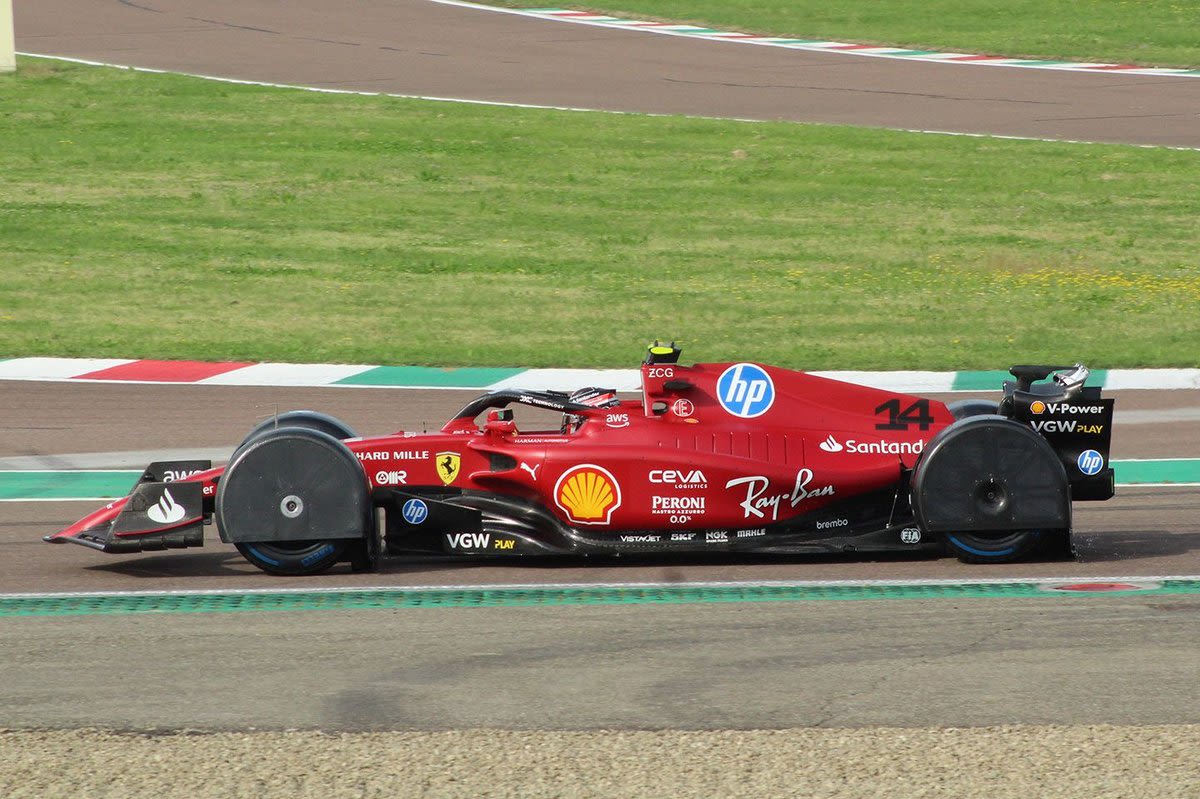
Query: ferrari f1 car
46 344 1115 575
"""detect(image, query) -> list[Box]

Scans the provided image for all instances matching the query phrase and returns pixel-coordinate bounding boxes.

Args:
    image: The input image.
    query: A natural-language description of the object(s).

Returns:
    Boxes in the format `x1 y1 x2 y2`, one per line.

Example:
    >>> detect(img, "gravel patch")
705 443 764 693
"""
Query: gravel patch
2 725 1198 798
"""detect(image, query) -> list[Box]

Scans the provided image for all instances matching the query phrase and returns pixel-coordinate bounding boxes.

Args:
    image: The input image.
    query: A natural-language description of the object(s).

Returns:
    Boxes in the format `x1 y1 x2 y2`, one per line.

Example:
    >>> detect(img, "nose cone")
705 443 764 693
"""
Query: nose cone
44 498 128 545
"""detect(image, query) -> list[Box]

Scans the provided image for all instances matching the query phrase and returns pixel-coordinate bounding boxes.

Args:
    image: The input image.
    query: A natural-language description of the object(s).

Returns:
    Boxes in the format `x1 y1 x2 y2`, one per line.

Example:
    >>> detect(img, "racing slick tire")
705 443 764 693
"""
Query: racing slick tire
911 415 1070 564
217 427 371 576
941 528 1046 564
947 399 999 420
236 539 347 577
239 410 358 450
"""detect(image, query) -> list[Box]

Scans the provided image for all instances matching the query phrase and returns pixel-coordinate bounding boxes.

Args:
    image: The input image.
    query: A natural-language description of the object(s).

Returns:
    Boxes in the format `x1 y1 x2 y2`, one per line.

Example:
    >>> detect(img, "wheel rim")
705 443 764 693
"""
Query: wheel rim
279 494 305 519
973 478 1010 517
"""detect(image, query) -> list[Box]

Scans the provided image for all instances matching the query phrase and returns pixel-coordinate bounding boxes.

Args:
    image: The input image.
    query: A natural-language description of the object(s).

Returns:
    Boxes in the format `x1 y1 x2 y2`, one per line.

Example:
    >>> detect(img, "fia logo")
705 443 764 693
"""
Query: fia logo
716 363 774 418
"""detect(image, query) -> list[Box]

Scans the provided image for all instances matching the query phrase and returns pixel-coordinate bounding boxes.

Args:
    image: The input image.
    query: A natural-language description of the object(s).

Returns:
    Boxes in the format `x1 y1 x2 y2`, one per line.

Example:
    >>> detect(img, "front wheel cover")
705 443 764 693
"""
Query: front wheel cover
216 426 371 576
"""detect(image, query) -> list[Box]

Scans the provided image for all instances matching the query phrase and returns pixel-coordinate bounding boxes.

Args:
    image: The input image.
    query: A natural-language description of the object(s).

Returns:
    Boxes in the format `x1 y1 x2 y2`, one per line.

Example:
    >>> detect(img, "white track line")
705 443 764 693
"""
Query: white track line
2 494 127 501
16 52 1200 153
4 574 1197 600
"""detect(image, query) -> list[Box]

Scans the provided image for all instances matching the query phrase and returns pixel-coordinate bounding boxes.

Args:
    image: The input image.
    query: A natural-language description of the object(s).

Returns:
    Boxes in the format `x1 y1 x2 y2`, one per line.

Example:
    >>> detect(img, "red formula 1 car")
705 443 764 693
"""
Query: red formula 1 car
47 344 1115 575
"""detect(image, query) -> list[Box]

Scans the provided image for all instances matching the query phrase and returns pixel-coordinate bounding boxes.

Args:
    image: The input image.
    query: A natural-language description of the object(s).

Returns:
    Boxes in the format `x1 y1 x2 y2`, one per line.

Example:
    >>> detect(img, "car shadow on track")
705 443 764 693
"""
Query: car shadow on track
367 551 965 584
82 548 945 581
84 550 259 579
78 532 1200 581
1073 530 1200 563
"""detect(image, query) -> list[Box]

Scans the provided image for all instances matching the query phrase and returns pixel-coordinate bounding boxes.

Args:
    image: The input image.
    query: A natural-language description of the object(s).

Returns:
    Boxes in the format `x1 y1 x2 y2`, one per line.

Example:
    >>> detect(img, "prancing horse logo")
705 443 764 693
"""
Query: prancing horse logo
436 452 461 485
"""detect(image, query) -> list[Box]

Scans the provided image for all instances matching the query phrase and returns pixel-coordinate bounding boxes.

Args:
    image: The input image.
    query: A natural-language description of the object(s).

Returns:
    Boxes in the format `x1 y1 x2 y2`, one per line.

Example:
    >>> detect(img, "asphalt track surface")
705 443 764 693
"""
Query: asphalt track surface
6 1 1200 733
14 0 1200 148
3 383 1200 729
2 383 1199 594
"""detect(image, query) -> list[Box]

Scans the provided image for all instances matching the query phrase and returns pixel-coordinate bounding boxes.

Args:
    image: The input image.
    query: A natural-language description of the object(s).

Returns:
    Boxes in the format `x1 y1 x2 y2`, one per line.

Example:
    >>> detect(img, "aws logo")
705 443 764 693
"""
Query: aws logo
554 464 621 525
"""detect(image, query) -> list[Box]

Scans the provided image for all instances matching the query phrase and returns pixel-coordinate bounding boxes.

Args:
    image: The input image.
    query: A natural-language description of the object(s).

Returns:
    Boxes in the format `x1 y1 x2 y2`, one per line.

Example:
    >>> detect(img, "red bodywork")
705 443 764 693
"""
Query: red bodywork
50 360 955 545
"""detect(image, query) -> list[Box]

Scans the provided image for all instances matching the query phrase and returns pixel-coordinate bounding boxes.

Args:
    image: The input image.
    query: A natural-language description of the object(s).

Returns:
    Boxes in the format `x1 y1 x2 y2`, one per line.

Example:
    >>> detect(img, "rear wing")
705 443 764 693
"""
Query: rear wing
1000 364 1114 501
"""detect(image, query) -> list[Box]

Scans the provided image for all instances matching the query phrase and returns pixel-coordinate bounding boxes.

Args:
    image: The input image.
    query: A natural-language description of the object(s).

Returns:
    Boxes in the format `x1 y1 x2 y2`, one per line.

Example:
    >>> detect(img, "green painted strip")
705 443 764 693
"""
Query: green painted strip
951 368 1107 391
2 580 1197 617
334 365 523 388
951 370 1013 390
1113 459 1200 485
0 471 137 500
1 458 1197 500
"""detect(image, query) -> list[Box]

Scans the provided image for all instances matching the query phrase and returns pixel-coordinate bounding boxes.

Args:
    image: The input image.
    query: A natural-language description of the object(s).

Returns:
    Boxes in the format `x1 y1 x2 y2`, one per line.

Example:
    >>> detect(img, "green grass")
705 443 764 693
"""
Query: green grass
507 1 1200 68
1 58 1198 370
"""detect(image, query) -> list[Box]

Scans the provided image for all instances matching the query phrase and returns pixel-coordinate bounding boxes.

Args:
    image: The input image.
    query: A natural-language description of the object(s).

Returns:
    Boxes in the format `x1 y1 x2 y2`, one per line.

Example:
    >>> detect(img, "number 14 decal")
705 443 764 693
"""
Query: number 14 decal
875 399 935 431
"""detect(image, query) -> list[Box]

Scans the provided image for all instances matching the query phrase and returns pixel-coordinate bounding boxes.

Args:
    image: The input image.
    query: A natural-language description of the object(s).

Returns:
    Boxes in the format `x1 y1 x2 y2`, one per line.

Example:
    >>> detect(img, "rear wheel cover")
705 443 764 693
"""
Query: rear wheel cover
912 415 1070 563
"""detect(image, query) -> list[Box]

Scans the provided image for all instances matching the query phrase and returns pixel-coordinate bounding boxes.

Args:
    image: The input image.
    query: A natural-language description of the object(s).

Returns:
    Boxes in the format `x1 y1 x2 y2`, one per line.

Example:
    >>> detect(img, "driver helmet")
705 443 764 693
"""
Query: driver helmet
561 387 620 432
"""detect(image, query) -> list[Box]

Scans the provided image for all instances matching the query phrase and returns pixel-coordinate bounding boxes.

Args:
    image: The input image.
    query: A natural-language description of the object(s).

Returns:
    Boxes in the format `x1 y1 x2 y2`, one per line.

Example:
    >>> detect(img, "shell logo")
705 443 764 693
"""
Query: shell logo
554 464 622 525
1030 400 1046 415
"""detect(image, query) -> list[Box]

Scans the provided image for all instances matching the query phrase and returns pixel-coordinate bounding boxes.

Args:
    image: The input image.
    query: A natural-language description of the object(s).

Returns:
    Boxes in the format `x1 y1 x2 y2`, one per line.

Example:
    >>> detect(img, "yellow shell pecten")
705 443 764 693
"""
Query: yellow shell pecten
557 467 619 522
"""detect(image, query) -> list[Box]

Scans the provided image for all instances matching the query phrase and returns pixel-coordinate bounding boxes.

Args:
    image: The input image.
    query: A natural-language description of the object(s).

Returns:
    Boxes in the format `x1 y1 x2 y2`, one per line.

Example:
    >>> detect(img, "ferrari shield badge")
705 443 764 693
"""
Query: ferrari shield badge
436 451 462 485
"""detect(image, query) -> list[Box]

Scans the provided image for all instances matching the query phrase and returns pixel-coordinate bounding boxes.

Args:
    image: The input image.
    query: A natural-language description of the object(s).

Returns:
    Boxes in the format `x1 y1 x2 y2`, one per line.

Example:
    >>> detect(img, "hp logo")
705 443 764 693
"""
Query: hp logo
1077 449 1104 476
401 498 429 525
716 363 775 418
